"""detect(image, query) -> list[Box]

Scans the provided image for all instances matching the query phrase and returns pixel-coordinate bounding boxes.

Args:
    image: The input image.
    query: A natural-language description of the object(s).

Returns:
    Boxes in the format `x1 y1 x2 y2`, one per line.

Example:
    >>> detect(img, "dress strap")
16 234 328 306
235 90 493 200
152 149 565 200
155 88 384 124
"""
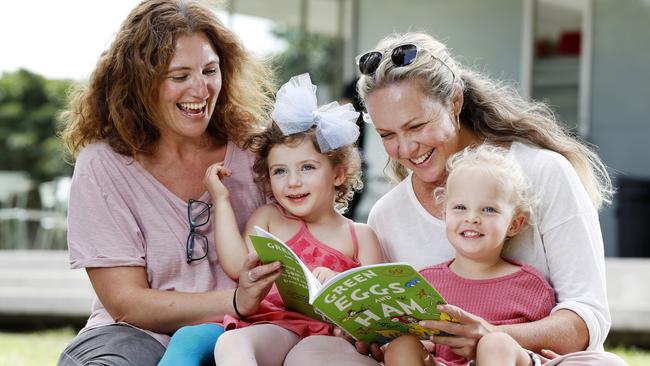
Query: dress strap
347 220 360 261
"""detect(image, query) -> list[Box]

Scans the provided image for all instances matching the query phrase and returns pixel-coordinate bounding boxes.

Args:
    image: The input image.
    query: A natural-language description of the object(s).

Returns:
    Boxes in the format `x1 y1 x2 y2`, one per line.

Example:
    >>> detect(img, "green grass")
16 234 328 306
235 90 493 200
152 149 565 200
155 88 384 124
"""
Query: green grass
0 327 649 365
0 327 76 366
606 346 650 366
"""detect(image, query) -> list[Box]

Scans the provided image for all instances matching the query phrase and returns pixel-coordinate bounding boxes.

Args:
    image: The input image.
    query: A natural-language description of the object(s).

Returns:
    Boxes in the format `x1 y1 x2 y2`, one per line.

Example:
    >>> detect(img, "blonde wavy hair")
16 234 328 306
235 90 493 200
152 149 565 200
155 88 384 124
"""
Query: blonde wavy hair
59 0 274 157
245 122 363 214
357 32 612 210
439 144 535 229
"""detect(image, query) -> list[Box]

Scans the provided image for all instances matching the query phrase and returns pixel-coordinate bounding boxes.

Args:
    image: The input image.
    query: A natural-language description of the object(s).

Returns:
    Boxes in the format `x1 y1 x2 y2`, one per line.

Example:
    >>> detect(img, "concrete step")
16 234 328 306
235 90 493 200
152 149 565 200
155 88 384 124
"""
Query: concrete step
0 250 93 318
0 269 91 288
0 251 649 335
605 258 650 332
0 249 70 270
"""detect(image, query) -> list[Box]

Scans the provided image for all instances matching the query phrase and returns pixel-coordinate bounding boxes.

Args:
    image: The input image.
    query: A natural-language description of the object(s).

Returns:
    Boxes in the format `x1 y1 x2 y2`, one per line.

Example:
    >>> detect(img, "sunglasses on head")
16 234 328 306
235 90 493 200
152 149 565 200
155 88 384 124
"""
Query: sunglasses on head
356 43 455 79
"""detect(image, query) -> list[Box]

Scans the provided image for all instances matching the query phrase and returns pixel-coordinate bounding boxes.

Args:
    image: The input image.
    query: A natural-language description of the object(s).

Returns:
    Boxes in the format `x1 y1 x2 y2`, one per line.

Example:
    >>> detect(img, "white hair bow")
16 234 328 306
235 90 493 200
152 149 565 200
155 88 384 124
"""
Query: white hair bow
271 73 360 152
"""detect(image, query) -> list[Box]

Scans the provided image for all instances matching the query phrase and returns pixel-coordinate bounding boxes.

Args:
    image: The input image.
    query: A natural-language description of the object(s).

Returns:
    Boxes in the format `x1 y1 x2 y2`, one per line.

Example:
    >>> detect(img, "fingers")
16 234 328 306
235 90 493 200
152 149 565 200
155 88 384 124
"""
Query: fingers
242 252 261 271
540 349 560 360
355 340 369 355
430 335 475 360
241 252 282 285
438 304 478 323
204 163 232 183
353 341 384 362
216 166 232 179
430 334 466 348
333 327 354 342
421 340 436 353
420 319 465 337
370 343 384 362
235 254 283 317
420 304 486 338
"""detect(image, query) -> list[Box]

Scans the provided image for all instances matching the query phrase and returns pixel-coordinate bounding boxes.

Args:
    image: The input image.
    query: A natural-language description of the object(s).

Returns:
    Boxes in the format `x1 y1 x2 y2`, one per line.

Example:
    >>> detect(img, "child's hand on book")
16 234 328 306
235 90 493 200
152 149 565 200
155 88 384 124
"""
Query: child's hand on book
312 267 339 283
204 162 232 200
354 339 385 362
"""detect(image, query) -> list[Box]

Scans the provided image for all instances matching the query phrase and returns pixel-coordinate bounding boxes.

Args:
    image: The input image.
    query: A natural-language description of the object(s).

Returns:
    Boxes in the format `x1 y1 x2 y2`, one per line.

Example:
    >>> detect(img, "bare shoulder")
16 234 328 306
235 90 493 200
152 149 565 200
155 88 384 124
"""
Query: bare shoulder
353 222 379 241
247 204 278 227
352 222 385 264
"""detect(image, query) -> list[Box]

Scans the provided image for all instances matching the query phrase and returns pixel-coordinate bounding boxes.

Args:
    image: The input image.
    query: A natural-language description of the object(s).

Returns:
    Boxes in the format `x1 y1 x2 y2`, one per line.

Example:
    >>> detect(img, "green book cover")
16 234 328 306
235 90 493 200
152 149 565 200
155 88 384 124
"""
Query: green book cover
250 227 323 320
250 226 455 345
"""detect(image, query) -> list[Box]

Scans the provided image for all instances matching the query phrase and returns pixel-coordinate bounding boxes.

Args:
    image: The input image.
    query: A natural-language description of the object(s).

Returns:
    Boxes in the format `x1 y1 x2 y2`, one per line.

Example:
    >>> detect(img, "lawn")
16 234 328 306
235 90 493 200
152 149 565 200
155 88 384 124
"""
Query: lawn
0 327 648 365
0 327 76 366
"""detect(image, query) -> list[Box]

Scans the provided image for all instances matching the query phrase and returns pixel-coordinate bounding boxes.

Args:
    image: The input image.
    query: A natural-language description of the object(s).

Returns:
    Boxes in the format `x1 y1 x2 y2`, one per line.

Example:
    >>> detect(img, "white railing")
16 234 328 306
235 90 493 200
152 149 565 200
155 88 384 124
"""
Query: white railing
0 171 70 250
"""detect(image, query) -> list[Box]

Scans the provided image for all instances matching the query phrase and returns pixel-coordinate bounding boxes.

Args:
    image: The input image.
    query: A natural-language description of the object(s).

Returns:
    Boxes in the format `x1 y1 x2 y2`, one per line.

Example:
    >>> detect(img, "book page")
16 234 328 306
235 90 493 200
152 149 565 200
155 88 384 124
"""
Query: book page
250 226 323 319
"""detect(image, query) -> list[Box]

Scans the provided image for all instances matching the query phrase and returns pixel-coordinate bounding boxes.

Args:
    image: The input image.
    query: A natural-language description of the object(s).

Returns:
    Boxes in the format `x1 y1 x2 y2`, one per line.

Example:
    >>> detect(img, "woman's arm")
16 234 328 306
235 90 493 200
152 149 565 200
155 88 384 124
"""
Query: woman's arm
424 306 587 359
87 253 282 333
499 309 588 353
516 148 609 349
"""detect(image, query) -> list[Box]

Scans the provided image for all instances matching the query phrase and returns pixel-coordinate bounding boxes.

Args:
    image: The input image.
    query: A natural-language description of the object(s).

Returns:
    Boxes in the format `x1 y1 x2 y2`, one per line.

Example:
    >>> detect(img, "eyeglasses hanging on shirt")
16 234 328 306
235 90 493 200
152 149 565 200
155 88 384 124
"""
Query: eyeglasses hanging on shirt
186 198 212 264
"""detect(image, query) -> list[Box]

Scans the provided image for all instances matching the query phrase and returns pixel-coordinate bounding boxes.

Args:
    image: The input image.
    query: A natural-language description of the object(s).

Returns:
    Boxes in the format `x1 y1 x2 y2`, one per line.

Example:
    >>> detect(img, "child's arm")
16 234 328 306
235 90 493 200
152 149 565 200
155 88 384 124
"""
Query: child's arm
241 204 277 253
204 163 248 279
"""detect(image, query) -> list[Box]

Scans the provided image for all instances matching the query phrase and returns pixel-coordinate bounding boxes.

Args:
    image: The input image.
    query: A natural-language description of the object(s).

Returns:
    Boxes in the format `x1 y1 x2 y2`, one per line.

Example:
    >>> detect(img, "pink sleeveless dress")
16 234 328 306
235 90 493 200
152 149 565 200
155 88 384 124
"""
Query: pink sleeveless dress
222 206 361 337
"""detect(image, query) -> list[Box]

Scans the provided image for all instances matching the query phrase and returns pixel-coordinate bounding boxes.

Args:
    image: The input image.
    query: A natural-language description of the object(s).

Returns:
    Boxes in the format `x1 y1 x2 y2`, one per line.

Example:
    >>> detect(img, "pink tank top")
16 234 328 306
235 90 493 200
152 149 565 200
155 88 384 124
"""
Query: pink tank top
278 204 360 271
222 205 361 338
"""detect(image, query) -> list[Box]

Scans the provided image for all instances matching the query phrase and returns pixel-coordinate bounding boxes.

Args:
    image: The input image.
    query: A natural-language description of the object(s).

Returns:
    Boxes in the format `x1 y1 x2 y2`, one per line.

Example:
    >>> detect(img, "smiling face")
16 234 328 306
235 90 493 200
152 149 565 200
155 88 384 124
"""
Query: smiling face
444 166 525 262
267 139 345 221
365 79 461 186
156 32 222 141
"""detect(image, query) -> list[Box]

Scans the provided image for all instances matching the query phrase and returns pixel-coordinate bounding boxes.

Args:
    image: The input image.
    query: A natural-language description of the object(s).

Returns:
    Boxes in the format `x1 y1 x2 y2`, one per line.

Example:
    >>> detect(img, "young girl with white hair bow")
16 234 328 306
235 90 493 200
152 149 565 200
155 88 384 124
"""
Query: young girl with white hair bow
162 73 384 366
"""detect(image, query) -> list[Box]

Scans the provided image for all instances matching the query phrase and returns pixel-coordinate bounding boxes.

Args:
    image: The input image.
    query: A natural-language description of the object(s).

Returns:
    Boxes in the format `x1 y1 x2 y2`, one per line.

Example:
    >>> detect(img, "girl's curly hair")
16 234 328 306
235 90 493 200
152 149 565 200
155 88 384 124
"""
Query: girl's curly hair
245 122 363 213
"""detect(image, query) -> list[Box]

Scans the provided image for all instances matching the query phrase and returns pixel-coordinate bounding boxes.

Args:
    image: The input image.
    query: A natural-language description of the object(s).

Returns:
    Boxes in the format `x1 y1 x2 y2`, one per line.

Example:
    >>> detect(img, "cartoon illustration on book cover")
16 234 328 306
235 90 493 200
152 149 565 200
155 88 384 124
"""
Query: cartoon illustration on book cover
249 227 458 345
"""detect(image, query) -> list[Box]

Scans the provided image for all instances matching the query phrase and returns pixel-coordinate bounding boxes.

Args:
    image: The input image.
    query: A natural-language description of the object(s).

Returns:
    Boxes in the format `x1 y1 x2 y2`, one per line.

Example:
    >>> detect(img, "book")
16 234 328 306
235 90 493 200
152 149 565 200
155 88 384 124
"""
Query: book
249 226 455 345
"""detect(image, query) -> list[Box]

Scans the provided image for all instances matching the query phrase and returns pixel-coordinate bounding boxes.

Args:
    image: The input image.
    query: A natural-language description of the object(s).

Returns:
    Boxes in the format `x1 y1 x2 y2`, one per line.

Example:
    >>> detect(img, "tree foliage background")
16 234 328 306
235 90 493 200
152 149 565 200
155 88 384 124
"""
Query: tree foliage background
0 69 73 183
0 28 338 187
269 25 340 98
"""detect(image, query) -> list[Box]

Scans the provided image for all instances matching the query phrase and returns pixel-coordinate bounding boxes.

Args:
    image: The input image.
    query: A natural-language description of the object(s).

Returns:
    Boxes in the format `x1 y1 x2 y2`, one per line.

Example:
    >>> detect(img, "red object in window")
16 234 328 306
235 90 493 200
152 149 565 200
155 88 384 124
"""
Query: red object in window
535 39 552 57
557 31 581 55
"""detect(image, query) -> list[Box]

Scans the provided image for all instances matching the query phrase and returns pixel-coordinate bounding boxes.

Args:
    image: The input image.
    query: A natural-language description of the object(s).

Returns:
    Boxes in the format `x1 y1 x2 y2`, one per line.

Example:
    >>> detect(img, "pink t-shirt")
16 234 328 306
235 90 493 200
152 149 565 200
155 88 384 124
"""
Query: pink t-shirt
67 140 265 346
420 260 556 366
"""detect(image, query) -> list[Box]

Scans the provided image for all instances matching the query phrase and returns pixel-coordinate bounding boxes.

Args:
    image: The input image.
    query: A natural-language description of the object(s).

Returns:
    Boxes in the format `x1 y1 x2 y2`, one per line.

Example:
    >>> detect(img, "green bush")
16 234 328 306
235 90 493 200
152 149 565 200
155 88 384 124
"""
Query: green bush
0 69 73 184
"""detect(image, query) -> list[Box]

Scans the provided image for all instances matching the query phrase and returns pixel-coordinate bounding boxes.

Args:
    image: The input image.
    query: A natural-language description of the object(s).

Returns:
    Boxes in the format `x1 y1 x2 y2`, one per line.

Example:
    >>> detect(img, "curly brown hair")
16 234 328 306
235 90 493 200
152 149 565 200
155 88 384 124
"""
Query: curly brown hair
245 122 363 214
59 0 274 157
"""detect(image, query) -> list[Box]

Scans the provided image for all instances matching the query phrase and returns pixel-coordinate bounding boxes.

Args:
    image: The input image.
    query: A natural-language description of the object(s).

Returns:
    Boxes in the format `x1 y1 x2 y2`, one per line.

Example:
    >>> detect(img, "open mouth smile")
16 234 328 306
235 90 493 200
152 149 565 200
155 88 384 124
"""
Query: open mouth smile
286 193 309 202
177 101 207 116
410 149 433 165
460 230 484 238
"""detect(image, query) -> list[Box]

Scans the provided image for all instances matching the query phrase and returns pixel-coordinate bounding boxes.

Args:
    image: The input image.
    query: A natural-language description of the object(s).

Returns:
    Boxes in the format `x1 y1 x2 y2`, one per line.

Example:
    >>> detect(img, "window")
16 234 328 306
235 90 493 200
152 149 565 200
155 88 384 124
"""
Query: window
522 0 592 137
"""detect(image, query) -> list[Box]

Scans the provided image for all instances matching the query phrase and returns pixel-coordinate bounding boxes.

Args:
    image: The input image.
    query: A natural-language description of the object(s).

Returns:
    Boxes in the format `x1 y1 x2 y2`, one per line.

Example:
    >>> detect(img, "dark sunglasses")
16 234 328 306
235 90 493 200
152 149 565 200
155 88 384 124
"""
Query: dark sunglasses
186 198 212 264
356 43 455 79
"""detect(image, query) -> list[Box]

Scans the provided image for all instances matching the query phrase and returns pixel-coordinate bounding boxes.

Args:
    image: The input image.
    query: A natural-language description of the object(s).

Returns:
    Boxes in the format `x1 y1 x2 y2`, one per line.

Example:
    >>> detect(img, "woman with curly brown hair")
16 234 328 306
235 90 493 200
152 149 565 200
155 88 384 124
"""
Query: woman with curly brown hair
57 1 281 365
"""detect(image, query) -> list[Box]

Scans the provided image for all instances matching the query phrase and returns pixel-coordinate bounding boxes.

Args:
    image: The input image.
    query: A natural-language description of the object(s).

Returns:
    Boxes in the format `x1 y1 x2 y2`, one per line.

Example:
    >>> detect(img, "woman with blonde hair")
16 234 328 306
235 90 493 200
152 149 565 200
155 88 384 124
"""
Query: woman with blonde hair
285 32 626 366
57 1 280 365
